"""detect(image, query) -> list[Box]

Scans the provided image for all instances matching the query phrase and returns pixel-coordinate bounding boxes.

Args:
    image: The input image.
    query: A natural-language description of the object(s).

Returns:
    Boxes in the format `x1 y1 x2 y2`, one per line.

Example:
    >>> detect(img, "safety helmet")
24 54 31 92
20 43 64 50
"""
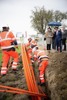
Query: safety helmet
2 26 7 29
27 37 32 42
2 26 9 31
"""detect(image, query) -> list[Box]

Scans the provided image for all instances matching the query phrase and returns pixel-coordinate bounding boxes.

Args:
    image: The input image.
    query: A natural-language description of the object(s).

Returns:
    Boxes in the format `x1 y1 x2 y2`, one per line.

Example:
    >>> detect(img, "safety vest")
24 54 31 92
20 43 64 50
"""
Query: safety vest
0 31 16 50
34 50 48 61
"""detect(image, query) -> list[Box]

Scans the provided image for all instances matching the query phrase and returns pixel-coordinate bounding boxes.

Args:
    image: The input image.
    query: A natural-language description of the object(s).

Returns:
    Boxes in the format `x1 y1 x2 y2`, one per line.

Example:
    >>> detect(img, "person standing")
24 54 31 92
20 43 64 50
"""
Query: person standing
62 27 67 51
45 27 53 52
0 26 19 75
54 27 62 52
52 29 56 50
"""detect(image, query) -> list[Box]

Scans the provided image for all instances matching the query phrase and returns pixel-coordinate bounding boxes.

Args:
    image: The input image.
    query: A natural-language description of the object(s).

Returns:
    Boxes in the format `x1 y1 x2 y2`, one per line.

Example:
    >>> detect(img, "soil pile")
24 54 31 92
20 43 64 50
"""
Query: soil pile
45 51 67 100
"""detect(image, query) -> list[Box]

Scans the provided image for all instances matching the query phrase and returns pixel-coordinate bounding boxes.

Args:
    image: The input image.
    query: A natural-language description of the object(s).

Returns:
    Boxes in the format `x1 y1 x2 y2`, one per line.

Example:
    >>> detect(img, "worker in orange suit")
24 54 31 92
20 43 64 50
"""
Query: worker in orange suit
32 46 48 85
25 37 37 59
0 26 19 75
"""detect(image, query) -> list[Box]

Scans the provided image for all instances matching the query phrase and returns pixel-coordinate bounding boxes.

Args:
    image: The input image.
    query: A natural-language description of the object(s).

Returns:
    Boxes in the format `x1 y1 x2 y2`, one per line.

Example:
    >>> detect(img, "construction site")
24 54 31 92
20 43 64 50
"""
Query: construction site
0 0 67 100
0 44 67 100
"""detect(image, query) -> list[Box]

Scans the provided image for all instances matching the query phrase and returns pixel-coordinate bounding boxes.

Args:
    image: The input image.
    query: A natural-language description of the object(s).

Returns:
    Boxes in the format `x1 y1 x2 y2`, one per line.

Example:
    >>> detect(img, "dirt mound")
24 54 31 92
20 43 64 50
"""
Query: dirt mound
45 52 67 100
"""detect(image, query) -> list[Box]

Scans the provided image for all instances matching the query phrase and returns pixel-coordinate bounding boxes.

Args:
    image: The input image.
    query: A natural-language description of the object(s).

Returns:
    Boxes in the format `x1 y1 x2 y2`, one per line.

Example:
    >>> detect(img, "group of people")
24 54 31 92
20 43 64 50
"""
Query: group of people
45 26 67 52
0 26 49 86
25 37 49 85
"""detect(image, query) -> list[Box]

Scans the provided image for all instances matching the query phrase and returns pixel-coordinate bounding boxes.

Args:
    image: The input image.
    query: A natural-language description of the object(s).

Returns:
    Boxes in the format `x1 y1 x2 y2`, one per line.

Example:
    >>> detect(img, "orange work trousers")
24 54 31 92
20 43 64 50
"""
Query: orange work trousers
2 50 18 69
39 60 48 83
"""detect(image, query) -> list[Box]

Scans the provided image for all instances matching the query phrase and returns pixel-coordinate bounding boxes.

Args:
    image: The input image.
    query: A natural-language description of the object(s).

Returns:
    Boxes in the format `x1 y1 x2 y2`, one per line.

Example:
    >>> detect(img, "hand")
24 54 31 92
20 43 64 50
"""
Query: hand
15 45 18 49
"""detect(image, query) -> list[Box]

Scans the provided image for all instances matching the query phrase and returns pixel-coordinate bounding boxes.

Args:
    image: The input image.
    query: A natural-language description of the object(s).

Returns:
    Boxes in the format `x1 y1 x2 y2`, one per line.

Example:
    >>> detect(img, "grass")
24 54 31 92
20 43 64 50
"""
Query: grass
16 45 21 53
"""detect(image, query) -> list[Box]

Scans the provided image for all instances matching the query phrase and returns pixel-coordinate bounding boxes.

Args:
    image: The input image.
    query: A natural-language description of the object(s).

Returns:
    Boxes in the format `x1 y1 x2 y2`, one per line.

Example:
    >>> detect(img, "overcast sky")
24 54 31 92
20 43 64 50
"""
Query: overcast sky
0 0 67 35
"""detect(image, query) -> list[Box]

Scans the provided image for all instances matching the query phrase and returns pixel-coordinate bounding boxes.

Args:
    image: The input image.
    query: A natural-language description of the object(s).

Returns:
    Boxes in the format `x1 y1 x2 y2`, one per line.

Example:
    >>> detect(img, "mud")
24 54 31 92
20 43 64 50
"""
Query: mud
45 51 67 100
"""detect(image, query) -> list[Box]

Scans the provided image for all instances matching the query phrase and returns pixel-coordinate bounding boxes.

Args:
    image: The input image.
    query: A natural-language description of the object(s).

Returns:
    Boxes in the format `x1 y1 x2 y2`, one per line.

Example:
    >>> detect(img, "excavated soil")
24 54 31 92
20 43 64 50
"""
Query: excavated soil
45 51 67 100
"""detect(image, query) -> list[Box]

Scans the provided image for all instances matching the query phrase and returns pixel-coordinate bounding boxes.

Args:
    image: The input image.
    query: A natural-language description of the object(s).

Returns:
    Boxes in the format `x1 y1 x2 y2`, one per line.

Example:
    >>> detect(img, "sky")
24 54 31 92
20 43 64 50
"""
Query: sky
0 0 67 35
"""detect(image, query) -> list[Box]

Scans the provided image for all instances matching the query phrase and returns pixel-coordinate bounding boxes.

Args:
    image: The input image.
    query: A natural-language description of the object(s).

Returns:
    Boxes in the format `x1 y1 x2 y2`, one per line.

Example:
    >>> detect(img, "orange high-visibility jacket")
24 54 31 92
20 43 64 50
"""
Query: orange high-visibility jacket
25 39 37 49
34 50 48 61
0 31 16 50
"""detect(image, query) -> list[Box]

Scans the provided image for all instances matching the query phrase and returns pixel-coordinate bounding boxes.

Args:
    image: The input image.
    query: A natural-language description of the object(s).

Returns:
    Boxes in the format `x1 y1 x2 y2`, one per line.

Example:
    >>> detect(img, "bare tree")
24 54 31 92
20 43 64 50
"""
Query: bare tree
30 7 53 34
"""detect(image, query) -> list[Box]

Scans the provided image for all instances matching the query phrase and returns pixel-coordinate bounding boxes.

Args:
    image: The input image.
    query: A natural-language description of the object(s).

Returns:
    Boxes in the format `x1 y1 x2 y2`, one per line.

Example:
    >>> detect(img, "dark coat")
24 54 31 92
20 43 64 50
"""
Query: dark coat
62 30 67 39
55 30 62 42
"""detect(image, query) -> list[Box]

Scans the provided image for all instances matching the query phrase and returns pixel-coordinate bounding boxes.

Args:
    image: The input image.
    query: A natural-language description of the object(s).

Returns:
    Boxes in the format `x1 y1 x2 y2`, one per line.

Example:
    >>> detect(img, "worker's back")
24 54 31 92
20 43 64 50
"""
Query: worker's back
0 31 15 50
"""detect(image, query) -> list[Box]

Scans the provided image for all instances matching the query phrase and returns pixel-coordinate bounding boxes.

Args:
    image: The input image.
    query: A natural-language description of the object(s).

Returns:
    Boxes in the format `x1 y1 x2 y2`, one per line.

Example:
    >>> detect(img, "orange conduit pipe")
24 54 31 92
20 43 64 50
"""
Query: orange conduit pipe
0 85 46 97
21 44 40 100
26 50 41 94
26 49 40 100
21 44 36 100
21 45 35 90
21 45 32 91
21 44 47 100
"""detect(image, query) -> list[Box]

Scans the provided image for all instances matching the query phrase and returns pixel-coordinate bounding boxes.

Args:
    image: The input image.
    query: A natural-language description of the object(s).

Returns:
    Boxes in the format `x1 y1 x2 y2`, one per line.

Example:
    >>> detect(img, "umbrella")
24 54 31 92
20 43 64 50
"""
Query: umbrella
48 21 61 26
